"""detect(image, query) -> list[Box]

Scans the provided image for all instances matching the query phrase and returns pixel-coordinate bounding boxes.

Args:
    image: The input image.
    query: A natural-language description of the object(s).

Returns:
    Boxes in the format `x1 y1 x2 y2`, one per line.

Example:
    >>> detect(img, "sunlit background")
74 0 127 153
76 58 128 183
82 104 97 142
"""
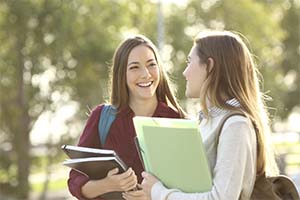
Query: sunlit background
0 0 299 199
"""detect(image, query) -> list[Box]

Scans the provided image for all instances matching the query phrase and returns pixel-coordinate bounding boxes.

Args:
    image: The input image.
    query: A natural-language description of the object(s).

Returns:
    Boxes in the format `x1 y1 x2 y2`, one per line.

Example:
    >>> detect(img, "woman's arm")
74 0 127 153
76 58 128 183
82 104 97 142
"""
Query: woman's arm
67 106 103 199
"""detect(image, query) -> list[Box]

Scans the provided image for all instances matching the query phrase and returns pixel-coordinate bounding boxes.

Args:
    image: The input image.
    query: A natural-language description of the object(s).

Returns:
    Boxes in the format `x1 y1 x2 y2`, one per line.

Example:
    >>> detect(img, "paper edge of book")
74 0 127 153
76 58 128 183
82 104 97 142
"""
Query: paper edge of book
61 145 116 155
63 156 127 171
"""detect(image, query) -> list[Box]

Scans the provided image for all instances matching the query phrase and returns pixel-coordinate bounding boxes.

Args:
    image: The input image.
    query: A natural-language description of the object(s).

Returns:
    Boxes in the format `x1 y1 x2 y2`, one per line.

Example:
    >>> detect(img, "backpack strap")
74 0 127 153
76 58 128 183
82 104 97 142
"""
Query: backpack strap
98 104 117 147
216 110 246 146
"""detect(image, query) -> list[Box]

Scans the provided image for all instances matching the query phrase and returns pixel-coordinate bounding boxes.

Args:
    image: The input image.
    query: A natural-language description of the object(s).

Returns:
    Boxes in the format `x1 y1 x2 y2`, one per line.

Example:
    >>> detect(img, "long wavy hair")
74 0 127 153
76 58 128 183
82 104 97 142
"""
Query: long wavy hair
109 35 185 118
194 30 278 176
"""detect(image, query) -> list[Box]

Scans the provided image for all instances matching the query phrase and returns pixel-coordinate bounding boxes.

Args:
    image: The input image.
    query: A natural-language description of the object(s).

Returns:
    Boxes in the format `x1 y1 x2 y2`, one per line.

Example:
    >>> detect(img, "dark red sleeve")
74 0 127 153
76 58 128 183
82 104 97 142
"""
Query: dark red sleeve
67 105 104 200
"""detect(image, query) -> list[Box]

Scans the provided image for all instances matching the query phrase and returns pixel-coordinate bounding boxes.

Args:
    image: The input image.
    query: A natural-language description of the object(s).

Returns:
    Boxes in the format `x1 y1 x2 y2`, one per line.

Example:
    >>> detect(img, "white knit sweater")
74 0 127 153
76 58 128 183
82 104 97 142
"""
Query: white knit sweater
151 108 257 200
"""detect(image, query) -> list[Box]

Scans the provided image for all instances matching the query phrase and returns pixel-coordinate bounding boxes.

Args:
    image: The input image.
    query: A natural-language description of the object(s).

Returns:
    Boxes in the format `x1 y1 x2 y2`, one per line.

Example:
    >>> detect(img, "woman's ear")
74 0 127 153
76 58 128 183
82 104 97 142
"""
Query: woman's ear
206 57 214 73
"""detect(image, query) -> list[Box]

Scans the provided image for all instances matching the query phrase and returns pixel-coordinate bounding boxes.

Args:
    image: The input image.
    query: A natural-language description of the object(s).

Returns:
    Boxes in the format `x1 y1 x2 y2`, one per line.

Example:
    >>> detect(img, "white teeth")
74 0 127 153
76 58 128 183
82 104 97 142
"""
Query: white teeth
137 82 152 87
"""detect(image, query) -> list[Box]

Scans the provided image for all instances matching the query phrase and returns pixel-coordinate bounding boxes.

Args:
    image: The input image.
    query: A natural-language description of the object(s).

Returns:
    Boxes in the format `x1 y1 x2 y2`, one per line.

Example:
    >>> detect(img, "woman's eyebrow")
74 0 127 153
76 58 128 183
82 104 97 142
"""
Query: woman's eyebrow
127 61 140 66
128 59 156 66
146 58 156 63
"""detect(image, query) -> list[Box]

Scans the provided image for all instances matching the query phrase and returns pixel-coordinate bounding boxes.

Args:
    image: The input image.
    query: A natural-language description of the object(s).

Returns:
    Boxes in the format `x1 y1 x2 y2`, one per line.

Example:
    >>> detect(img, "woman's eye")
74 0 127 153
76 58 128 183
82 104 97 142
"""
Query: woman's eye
149 63 157 67
129 66 139 70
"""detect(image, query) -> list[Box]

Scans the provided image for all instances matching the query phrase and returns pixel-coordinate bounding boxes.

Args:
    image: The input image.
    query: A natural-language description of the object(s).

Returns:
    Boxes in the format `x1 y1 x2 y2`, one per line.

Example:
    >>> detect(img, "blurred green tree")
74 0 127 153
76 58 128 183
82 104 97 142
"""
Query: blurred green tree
0 0 156 198
277 0 300 119
164 0 299 121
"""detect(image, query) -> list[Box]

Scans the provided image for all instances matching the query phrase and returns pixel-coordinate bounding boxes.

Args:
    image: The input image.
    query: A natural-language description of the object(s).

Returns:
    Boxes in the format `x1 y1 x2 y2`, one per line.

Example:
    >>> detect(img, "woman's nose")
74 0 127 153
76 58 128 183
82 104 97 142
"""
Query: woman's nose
183 67 188 78
141 67 151 78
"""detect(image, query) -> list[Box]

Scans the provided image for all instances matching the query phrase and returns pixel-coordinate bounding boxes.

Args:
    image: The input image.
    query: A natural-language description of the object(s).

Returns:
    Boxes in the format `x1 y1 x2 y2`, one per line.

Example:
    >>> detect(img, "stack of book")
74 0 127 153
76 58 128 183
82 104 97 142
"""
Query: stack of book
61 145 127 199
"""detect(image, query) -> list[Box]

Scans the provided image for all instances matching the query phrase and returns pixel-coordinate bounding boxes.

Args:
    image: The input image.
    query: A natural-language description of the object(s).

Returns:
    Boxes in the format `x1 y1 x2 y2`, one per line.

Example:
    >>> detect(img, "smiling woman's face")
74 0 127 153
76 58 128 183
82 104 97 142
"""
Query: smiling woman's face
126 44 159 103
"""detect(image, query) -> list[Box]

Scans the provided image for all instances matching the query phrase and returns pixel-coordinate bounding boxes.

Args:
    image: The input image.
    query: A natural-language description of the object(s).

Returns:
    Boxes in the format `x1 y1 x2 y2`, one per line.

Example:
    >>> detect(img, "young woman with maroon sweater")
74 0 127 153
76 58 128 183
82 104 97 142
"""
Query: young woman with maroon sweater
67 35 185 200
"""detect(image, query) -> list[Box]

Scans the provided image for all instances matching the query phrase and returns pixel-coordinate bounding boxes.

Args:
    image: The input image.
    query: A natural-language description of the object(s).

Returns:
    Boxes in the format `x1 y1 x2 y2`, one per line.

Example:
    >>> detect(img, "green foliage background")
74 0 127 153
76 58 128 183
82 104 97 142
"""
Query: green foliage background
0 0 299 199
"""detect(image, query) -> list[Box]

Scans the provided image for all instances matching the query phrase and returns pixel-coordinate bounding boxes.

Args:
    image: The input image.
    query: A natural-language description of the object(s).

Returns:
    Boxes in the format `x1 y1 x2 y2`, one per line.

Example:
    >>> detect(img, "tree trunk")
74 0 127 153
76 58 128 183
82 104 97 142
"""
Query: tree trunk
15 23 31 199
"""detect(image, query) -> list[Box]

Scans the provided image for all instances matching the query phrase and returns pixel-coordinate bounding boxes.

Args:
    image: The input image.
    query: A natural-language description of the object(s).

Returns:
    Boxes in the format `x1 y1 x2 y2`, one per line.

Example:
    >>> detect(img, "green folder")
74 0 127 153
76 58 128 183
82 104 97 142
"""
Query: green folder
133 117 212 193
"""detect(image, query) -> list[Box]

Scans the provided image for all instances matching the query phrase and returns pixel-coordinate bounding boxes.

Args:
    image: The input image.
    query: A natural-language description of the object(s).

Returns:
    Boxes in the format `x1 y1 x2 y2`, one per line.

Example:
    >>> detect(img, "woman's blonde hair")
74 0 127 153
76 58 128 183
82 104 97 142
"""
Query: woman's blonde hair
194 30 278 176
109 35 185 118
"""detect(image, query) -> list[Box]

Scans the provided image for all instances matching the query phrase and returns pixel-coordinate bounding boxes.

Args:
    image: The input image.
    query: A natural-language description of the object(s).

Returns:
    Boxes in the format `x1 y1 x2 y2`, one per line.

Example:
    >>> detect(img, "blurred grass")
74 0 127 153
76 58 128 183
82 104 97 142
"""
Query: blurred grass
273 131 300 169
31 178 68 192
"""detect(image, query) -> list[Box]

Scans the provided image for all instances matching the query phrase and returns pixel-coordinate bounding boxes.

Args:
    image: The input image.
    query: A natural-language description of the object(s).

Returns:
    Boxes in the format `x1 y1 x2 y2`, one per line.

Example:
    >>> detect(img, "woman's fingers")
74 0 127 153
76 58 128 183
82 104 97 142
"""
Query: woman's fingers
122 190 149 200
125 178 138 191
116 167 134 179
107 167 119 176
121 170 138 191
110 167 137 191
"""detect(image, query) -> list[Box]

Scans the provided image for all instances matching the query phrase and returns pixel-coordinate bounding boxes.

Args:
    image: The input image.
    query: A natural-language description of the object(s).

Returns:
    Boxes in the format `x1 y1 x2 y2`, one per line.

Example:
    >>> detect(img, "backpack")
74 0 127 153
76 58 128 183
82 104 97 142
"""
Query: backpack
216 111 300 200
98 104 117 147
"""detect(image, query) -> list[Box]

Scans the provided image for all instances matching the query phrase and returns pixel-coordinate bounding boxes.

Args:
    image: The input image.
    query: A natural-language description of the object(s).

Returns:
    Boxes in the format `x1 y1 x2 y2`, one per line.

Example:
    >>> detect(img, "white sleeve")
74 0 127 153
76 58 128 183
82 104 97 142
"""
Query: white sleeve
151 118 256 200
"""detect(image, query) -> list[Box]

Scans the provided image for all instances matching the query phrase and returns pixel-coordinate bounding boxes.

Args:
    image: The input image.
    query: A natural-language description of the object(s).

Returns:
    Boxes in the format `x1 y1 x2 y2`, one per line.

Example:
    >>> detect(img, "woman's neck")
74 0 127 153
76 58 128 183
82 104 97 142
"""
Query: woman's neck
202 94 230 109
129 98 158 117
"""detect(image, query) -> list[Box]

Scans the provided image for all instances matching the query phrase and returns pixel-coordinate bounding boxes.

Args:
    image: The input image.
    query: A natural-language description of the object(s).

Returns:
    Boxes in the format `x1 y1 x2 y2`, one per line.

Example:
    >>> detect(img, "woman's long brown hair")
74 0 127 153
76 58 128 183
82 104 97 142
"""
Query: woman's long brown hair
194 30 278 176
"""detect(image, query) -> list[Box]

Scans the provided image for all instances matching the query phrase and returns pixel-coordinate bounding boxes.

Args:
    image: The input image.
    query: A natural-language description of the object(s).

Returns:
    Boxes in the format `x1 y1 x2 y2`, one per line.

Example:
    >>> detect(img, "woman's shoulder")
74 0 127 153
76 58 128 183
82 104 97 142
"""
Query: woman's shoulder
87 103 115 119
218 112 255 139
212 111 249 129
212 112 256 152
88 104 103 116
224 114 248 124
